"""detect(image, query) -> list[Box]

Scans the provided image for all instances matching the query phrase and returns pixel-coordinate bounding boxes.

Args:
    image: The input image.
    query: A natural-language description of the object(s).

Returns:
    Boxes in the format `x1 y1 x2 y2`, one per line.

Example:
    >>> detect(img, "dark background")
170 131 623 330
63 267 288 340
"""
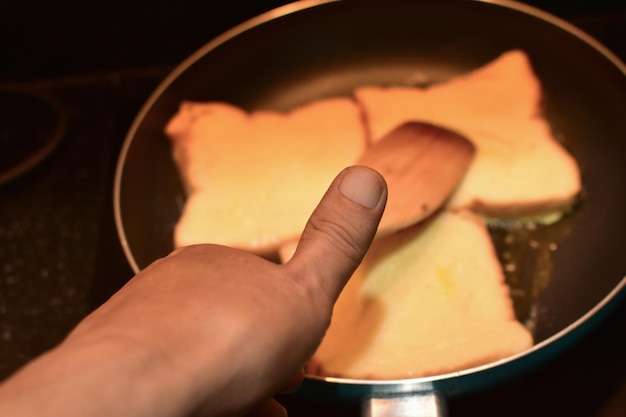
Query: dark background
0 0 625 83
0 1 625 416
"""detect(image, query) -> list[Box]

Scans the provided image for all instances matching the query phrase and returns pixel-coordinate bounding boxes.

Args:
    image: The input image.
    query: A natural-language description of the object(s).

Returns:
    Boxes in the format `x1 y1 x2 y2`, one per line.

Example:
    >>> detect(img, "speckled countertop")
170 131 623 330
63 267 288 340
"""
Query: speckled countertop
0 2 625 416
0 72 168 374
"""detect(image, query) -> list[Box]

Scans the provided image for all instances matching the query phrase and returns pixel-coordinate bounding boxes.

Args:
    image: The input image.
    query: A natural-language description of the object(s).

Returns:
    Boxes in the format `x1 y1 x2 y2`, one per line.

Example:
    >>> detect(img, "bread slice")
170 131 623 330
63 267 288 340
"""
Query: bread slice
300 210 533 380
165 98 367 254
355 49 581 218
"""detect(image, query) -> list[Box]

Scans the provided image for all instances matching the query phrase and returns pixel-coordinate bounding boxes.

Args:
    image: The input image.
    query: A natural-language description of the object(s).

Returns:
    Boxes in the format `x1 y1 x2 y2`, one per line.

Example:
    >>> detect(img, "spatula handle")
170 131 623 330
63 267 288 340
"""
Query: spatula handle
362 391 447 417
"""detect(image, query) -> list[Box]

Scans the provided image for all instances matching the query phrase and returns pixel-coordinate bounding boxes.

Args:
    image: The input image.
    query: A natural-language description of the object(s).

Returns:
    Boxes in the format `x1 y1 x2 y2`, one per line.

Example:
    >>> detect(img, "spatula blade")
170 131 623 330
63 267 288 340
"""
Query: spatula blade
358 121 476 236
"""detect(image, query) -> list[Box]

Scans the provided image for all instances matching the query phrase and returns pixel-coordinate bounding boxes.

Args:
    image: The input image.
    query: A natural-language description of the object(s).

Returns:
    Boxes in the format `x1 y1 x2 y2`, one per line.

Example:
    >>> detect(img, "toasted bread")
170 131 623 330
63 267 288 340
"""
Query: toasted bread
355 50 581 218
166 98 367 254
303 210 533 379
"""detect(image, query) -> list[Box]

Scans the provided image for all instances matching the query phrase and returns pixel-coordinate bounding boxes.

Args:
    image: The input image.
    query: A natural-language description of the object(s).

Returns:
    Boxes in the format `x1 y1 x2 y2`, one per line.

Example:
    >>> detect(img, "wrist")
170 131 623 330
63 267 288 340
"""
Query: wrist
0 330 197 417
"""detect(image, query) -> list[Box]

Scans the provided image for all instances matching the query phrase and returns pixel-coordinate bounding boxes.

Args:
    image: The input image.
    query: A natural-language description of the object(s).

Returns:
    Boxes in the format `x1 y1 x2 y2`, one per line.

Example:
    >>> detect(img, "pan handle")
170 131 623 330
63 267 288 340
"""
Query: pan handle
362 391 447 417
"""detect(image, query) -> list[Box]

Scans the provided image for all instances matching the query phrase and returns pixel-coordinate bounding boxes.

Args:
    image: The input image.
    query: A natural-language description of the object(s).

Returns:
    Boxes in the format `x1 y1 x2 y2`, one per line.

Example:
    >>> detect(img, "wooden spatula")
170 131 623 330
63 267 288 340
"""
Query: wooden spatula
357 121 476 236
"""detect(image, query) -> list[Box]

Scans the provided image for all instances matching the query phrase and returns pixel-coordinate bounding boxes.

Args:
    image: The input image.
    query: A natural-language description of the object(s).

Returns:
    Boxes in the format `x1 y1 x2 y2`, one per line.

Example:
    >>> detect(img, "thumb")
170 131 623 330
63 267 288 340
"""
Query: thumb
286 166 387 303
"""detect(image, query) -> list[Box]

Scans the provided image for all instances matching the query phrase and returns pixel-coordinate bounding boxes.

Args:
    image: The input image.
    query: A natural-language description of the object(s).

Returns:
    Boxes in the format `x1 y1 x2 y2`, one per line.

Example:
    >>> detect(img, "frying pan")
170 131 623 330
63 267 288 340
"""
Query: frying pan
113 0 626 415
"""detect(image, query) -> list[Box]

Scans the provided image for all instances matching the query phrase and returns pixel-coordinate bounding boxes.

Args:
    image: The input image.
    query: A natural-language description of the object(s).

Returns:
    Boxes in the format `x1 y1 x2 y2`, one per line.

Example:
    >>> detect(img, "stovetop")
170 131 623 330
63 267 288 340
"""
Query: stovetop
1 2 625 416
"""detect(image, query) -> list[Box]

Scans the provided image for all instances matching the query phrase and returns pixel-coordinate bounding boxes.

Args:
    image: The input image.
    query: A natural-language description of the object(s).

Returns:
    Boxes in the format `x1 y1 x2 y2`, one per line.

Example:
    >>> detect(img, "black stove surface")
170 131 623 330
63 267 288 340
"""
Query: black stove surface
1 2 625 416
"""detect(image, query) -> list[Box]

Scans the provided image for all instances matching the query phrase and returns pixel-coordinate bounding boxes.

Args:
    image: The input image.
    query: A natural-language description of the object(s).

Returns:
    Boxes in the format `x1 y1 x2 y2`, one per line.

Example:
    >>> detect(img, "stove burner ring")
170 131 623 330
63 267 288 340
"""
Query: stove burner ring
0 89 66 184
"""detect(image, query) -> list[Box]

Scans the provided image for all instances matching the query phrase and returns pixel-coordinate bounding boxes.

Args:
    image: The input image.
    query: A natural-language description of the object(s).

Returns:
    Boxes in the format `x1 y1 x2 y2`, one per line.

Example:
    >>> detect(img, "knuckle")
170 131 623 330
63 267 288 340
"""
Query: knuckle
306 215 364 266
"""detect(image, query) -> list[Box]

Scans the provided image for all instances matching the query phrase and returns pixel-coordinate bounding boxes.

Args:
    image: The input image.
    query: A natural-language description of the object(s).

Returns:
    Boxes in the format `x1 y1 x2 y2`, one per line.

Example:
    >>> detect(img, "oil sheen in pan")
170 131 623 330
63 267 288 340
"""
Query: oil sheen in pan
488 193 584 335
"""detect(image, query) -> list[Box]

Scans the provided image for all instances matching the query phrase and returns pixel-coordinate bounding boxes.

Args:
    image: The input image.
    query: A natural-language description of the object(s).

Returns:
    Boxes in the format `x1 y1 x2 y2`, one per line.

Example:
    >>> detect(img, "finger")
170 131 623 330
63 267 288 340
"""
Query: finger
280 369 305 394
245 398 288 417
287 166 387 302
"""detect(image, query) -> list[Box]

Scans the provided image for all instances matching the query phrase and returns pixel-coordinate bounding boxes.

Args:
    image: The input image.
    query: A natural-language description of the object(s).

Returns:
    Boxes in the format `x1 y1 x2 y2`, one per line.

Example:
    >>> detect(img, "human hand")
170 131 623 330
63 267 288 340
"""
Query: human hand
0 166 387 417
